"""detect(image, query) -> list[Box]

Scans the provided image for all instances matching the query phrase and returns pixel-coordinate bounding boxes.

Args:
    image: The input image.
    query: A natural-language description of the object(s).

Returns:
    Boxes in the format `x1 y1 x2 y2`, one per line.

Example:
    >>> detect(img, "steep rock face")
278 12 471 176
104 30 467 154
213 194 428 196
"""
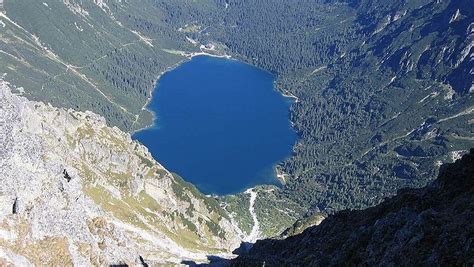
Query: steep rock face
0 81 242 265
233 149 474 265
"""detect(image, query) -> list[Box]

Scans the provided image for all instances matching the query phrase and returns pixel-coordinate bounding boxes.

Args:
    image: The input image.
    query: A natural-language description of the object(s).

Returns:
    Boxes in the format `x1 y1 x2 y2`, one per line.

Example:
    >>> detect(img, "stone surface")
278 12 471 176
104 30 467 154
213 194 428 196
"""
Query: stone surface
0 80 243 265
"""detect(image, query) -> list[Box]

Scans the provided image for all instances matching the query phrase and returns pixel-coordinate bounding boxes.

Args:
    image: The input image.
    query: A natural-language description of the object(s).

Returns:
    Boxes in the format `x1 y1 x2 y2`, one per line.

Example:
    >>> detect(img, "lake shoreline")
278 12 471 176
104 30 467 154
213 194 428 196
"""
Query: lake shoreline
132 47 232 135
132 55 297 195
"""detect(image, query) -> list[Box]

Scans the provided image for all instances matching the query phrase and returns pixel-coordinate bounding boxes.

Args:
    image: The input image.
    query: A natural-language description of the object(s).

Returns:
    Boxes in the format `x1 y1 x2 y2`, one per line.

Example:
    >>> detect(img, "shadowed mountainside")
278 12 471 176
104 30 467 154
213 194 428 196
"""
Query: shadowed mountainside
233 148 474 266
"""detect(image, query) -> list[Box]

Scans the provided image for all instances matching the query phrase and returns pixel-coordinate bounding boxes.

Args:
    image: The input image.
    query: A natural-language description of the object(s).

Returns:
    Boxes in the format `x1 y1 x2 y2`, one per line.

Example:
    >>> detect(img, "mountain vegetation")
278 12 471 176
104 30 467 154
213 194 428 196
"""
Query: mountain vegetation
196 0 474 216
1 0 473 244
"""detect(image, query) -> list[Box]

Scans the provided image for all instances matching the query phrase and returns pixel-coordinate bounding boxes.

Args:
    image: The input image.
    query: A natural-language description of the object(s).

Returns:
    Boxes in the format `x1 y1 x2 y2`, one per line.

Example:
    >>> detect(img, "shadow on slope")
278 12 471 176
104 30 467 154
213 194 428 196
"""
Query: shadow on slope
232 149 474 265
181 242 255 266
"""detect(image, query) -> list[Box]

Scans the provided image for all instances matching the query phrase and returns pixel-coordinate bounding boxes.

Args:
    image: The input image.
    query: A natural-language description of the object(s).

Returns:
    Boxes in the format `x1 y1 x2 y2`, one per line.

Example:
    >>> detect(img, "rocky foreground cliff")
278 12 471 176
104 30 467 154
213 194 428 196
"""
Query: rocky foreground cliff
0 80 246 265
233 149 474 265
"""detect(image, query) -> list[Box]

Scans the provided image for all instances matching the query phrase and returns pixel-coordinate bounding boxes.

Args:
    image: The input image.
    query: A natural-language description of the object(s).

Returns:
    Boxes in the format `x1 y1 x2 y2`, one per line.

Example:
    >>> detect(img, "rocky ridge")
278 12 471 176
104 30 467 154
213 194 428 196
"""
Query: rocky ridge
0 80 243 265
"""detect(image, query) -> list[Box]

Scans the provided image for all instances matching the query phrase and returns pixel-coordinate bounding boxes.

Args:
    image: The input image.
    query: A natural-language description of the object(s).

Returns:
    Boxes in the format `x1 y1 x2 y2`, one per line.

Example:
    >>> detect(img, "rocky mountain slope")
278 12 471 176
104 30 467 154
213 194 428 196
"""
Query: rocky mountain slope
0 80 245 265
233 149 474 265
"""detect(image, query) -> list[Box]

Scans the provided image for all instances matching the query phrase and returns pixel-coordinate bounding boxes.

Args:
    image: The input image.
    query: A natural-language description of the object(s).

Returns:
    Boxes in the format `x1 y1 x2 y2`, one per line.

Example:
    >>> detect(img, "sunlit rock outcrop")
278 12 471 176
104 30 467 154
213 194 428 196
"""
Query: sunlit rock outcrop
0 80 242 265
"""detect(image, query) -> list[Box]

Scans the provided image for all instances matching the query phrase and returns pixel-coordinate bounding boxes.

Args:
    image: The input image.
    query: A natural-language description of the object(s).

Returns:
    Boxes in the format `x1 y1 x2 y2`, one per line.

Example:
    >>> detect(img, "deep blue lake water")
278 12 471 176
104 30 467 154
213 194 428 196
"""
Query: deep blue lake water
133 56 296 195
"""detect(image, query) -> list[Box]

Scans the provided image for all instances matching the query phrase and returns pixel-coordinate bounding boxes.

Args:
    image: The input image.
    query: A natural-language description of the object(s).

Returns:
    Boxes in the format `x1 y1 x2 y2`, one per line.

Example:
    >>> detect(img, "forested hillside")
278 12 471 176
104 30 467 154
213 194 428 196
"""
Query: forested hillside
194 0 474 215
0 0 221 131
